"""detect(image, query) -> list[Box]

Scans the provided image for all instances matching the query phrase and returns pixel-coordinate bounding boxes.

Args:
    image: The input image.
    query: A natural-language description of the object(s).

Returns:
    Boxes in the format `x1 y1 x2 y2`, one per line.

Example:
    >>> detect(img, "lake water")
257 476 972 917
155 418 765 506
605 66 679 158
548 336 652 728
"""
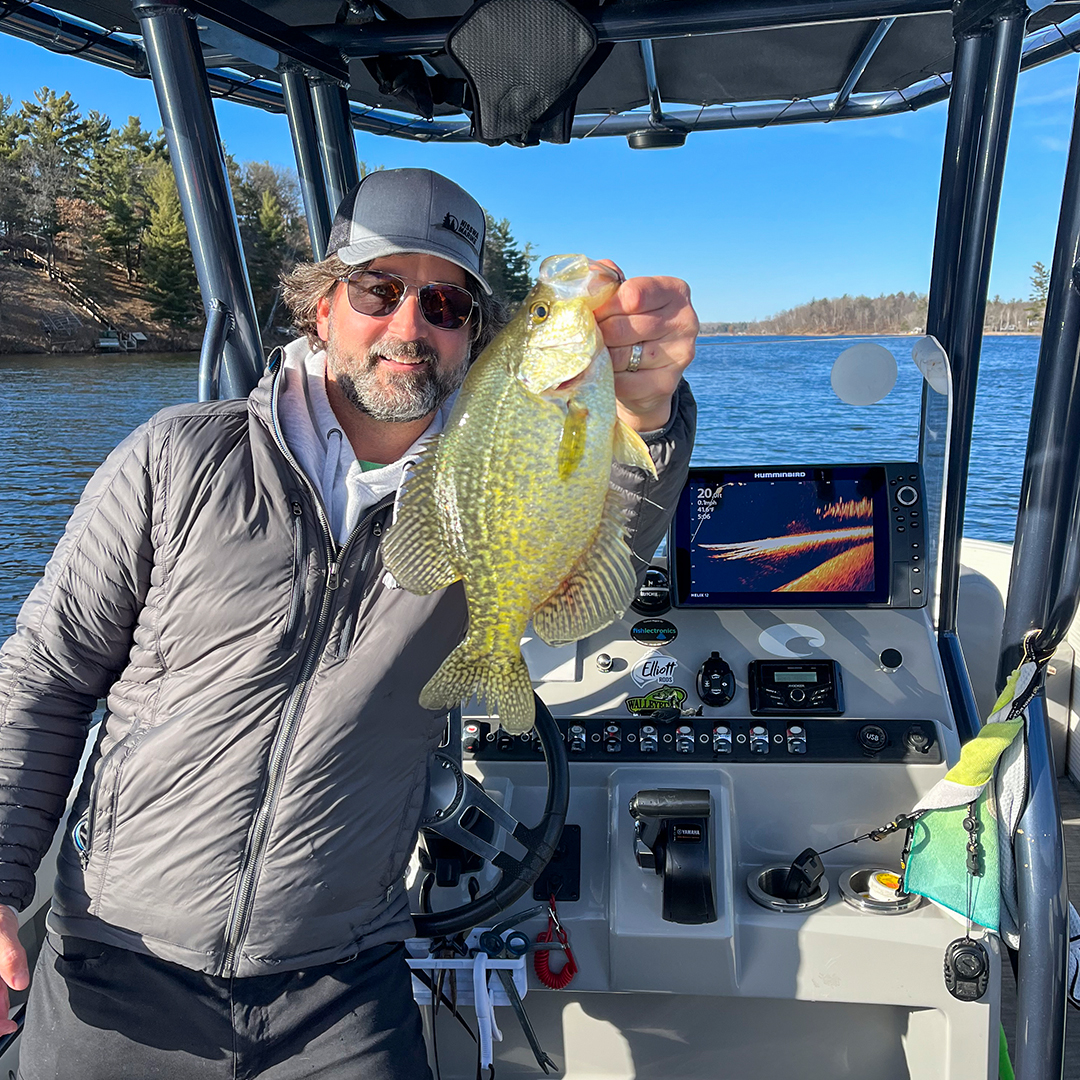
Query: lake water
0 335 1041 638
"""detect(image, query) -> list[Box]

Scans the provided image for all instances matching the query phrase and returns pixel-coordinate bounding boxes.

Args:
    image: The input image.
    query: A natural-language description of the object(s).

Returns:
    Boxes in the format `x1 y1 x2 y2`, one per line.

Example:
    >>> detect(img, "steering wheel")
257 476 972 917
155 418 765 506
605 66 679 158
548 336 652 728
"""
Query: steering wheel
412 693 570 938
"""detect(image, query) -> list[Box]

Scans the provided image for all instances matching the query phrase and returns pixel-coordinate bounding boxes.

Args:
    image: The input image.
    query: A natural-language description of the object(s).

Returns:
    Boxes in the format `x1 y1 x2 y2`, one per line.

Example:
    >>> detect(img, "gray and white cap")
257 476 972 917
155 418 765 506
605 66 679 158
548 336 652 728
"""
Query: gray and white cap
327 168 492 295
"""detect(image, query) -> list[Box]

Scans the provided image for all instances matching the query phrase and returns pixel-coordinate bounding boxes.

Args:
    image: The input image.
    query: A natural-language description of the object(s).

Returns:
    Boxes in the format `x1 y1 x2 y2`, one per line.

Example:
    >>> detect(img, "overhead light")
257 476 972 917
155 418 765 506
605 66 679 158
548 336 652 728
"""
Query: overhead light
627 129 686 149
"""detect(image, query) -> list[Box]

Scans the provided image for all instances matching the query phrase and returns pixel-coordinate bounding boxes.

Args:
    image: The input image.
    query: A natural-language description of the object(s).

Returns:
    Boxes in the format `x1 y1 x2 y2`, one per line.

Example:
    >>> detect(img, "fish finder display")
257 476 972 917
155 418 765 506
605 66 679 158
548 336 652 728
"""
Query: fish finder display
671 465 892 607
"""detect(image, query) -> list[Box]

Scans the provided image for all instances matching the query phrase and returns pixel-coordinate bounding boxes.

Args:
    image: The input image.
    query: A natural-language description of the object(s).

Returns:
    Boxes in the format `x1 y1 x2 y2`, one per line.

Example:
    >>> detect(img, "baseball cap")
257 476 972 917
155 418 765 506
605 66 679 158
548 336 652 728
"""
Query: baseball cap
327 168 492 295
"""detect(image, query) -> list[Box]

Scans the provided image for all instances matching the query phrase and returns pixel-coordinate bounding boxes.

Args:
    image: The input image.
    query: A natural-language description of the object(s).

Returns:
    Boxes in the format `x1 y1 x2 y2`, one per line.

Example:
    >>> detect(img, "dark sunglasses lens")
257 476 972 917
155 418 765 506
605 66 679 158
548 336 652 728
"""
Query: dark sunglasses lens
346 273 404 317
419 285 474 330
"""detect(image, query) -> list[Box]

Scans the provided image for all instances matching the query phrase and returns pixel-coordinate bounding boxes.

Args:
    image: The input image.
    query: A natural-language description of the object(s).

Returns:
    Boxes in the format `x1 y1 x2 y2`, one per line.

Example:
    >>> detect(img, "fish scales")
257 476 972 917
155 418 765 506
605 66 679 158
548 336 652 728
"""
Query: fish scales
382 255 657 732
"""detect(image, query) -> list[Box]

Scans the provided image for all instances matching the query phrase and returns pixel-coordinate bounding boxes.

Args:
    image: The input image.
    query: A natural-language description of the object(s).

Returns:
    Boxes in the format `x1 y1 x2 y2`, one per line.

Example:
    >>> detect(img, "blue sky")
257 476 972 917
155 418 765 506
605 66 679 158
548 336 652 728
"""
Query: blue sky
2 33 1076 321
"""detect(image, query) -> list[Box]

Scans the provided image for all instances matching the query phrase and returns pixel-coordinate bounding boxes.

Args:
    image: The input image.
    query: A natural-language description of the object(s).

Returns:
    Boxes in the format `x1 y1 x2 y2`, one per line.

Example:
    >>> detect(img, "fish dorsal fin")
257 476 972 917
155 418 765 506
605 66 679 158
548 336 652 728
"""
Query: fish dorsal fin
532 489 636 645
380 443 460 594
613 418 658 478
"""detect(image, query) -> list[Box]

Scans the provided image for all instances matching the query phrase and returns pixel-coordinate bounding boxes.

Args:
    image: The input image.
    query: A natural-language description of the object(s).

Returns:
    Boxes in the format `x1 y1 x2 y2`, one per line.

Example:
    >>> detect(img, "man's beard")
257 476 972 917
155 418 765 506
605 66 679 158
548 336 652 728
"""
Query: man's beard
326 335 467 423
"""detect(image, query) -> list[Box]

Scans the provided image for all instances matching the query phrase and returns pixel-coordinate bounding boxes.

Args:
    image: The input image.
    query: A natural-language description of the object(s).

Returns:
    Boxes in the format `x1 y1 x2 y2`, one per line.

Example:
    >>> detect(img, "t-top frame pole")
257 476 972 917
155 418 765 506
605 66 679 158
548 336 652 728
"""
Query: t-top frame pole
993 52 1080 1080
280 63 332 261
132 0 263 399
310 77 361 220
921 26 995 744
932 2 1026 639
133 0 264 399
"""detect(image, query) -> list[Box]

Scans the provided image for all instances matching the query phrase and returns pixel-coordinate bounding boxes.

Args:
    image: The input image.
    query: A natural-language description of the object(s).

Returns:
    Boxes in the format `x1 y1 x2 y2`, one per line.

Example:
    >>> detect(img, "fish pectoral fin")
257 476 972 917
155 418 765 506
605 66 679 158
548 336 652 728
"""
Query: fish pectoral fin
557 399 589 480
533 491 636 645
613 418 658 478
380 447 460 594
421 643 537 732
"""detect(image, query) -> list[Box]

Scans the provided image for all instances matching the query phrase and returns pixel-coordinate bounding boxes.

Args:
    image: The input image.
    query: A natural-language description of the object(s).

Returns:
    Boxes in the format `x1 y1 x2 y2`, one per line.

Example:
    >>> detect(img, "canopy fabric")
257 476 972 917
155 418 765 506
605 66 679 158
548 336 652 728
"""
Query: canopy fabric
9 0 1080 138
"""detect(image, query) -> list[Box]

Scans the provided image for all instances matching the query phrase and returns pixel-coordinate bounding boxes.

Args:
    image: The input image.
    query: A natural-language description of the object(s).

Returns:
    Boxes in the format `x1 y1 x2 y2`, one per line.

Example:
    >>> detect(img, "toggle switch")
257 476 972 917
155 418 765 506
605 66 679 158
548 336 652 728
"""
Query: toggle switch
786 725 807 755
750 723 769 754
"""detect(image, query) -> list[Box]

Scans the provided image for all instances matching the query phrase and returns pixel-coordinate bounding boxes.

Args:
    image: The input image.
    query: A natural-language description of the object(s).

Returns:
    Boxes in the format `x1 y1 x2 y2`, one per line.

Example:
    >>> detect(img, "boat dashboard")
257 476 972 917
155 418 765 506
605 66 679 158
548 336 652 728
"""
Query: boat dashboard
418 461 993 1080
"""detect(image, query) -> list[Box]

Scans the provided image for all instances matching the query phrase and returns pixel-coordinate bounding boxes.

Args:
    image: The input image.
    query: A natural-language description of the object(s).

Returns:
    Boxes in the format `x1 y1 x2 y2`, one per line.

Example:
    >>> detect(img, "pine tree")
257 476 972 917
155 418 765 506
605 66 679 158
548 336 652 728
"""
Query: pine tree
142 161 201 328
20 89 91 259
0 96 28 237
232 161 310 332
247 188 289 327
1028 261 1050 329
86 116 163 281
481 214 535 305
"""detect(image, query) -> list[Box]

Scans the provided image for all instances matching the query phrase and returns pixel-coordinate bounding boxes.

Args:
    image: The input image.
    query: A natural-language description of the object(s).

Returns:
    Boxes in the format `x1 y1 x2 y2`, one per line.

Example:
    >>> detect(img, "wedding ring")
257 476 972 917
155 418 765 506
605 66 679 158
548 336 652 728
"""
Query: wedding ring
626 342 643 373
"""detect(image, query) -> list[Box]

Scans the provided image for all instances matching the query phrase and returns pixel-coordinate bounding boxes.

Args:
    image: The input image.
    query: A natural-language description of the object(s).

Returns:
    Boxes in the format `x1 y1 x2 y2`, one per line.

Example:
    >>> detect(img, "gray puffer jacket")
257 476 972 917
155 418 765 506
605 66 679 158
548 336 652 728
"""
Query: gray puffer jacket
0 361 695 977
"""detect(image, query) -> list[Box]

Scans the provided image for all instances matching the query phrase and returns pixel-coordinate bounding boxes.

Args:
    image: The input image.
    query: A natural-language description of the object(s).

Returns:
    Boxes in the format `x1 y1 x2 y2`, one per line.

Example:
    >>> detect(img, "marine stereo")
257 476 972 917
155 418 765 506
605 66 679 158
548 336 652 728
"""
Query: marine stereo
670 463 926 609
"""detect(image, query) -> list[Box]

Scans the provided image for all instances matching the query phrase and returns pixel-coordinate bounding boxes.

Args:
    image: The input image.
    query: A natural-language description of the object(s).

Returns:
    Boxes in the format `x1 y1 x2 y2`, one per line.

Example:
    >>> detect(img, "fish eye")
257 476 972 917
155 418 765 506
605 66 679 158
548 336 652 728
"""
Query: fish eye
529 302 549 323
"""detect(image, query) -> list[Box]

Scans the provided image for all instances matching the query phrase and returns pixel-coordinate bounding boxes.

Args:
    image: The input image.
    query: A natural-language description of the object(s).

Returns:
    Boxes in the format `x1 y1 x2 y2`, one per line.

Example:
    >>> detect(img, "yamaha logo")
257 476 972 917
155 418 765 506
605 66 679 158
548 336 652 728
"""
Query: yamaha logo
441 212 480 250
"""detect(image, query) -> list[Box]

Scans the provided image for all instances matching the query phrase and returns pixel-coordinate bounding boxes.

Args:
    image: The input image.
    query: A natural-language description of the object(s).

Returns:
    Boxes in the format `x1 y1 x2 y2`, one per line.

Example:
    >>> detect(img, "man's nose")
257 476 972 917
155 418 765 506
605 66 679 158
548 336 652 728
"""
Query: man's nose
386 291 430 339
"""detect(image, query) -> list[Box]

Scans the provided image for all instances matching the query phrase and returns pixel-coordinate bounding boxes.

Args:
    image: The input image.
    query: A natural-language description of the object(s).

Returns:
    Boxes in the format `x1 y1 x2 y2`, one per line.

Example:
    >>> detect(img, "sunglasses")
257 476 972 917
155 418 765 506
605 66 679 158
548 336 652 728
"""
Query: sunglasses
339 270 477 331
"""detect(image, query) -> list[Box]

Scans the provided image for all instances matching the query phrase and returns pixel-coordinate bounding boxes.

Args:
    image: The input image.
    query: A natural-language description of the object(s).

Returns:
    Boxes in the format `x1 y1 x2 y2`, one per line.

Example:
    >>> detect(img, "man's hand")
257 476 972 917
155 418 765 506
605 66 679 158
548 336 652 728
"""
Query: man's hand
0 906 28 1035
594 263 698 433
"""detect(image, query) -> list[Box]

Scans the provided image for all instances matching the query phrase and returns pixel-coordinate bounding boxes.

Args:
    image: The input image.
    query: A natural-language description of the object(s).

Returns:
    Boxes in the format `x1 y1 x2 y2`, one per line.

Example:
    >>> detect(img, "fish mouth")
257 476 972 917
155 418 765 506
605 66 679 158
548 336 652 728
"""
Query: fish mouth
539 256 623 306
553 371 586 392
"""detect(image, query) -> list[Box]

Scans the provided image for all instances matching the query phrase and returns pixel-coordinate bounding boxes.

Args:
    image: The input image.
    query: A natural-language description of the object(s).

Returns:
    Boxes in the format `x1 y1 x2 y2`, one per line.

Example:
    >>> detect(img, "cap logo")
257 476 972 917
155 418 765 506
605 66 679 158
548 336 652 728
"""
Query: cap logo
441 212 480 251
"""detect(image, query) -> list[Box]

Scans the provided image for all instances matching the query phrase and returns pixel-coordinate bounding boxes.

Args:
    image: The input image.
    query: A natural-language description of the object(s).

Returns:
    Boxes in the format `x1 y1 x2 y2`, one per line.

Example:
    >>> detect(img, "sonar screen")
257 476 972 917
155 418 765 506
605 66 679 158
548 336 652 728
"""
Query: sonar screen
671 465 893 608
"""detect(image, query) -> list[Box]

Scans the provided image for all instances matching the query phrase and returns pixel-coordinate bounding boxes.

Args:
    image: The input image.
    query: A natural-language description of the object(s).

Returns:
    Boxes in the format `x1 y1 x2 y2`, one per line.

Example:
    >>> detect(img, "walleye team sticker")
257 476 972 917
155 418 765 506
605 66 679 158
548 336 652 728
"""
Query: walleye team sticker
632 652 678 687
625 686 688 715
630 619 679 647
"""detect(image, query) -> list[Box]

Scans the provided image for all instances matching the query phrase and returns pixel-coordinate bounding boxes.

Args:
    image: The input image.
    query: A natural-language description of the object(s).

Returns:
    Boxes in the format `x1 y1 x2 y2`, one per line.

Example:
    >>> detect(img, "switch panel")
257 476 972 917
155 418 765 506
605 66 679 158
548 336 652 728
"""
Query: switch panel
461 718 941 763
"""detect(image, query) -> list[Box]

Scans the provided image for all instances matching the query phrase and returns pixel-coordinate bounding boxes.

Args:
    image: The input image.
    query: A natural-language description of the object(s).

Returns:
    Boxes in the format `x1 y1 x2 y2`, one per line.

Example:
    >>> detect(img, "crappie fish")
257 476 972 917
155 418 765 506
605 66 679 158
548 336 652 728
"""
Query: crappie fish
381 254 657 732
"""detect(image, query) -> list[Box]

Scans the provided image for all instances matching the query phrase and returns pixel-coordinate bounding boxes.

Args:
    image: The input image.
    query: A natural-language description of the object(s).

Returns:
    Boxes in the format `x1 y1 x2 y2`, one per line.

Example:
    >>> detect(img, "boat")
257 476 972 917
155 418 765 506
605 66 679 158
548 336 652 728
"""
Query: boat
1 2 1079 1078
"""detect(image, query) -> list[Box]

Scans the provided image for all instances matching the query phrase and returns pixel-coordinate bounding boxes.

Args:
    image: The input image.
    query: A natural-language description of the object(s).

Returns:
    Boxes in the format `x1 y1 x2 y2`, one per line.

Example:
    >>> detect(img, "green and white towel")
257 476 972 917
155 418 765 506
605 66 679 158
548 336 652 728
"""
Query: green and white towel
904 659 1036 942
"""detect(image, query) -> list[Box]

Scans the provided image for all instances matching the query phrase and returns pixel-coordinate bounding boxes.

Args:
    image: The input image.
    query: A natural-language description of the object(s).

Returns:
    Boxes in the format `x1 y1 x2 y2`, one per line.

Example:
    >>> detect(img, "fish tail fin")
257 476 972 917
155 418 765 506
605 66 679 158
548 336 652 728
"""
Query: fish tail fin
420 644 536 732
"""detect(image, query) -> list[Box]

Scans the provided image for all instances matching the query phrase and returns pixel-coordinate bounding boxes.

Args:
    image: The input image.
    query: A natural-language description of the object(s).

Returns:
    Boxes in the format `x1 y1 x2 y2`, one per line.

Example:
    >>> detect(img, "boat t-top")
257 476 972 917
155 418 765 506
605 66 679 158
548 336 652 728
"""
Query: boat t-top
3 0 1080 1077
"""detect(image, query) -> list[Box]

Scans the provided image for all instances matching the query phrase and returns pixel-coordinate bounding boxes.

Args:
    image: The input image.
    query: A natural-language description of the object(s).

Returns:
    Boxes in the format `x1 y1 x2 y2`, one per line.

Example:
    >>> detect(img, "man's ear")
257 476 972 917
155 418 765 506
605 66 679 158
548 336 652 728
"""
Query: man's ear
316 294 333 344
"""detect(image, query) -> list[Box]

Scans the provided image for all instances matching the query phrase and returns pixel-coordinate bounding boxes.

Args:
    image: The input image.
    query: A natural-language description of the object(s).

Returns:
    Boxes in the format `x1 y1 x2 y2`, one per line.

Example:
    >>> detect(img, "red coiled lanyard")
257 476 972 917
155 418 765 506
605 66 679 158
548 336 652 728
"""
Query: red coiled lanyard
533 896 578 990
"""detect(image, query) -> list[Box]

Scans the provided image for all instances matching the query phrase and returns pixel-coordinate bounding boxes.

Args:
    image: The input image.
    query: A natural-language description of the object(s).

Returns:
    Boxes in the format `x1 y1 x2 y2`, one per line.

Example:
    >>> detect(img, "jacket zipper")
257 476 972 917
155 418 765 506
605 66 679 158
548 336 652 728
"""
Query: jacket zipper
218 365 388 977
282 501 305 646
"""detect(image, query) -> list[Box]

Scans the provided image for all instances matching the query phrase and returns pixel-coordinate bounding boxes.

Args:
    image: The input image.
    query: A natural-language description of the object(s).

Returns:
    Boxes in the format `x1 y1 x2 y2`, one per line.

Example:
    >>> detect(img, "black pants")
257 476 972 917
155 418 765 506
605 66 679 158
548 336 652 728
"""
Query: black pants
17 934 434 1080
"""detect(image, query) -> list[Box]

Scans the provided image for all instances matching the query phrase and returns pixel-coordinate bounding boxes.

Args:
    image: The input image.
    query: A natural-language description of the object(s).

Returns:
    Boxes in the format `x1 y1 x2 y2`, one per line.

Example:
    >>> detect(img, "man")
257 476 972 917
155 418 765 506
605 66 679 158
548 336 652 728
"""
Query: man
0 168 697 1078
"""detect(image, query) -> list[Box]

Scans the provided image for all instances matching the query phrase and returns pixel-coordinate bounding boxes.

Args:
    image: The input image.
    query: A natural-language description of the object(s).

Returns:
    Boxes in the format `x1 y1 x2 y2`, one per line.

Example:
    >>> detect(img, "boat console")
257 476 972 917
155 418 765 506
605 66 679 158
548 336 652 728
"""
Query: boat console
418 462 997 1080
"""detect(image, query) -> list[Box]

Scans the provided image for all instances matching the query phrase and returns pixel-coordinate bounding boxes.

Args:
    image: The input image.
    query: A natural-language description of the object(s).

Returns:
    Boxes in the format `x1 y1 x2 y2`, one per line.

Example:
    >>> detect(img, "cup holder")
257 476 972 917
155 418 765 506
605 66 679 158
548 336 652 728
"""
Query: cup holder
838 868 922 915
747 865 830 913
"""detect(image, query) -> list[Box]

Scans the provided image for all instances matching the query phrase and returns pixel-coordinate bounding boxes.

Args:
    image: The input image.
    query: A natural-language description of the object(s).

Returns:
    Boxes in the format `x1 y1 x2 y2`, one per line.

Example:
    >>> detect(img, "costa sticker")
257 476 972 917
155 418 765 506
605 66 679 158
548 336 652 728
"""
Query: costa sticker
632 652 678 688
625 686 688 714
630 619 678 647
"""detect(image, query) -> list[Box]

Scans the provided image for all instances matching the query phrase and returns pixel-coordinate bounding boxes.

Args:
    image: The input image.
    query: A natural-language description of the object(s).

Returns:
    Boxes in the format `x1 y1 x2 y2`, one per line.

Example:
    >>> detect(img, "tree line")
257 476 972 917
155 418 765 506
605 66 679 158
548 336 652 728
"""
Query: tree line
0 87 537 345
702 265 1050 337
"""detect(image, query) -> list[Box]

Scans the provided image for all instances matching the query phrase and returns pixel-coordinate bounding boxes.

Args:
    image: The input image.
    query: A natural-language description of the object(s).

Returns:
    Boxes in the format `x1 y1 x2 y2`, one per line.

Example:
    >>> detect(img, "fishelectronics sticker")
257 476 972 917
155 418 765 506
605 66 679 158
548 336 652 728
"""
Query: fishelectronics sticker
630 619 679 647
632 652 678 687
